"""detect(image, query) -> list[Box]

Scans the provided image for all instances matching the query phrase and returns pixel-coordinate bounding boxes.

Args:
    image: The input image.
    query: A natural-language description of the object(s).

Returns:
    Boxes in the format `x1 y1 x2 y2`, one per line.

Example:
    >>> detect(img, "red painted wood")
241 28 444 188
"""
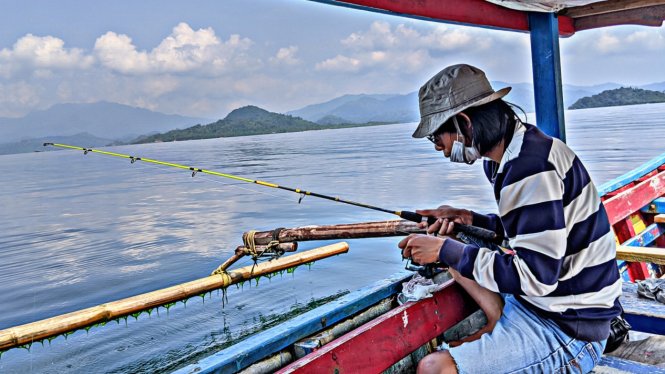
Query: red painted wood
628 262 650 282
604 171 665 225
615 217 637 244
328 0 575 36
276 280 478 374
637 170 659 183
605 182 635 198
615 217 640 282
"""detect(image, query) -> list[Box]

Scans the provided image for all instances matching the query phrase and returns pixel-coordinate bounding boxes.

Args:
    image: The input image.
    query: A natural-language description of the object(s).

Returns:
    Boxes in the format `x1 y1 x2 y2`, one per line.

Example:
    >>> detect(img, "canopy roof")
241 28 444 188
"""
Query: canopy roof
314 0 665 36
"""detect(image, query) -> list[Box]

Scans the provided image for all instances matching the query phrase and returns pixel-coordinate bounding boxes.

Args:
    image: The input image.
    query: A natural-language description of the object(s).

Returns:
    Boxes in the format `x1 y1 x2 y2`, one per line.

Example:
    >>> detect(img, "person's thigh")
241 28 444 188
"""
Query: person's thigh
446 295 604 374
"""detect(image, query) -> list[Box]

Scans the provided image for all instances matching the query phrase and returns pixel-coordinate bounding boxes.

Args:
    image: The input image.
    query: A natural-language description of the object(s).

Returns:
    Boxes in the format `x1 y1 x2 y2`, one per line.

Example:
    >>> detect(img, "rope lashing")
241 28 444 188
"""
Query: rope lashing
209 269 233 287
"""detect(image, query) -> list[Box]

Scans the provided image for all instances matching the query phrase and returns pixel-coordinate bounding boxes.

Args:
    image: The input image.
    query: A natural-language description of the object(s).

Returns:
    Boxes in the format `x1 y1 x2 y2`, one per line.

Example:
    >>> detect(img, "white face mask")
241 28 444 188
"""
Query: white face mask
449 117 481 165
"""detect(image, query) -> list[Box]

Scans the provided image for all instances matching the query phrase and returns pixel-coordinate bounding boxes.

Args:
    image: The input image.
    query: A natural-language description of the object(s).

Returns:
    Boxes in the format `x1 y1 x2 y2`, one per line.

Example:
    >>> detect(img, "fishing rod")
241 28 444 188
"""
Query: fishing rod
44 143 505 243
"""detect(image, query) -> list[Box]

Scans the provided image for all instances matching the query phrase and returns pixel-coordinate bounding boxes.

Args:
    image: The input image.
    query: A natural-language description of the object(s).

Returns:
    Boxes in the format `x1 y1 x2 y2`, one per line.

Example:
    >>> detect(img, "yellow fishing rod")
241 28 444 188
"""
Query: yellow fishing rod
44 142 504 243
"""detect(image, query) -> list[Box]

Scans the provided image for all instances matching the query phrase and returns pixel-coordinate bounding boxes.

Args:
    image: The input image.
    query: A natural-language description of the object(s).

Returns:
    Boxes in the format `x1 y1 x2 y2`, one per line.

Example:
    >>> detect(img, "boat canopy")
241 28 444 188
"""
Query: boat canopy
311 0 665 143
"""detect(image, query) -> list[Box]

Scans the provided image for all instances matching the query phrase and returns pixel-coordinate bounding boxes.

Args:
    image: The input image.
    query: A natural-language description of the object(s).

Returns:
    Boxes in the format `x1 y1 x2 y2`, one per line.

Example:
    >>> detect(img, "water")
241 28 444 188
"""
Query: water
0 103 664 373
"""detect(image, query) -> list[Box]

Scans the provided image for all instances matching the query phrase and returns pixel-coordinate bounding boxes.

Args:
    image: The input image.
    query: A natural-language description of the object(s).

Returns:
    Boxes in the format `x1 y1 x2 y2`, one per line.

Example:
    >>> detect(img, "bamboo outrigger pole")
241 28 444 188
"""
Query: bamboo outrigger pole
0 242 348 352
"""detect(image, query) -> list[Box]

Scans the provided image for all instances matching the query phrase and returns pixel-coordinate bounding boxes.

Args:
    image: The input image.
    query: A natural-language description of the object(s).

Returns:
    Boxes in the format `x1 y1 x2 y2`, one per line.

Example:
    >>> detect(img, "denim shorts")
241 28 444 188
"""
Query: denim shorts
446 294 606 374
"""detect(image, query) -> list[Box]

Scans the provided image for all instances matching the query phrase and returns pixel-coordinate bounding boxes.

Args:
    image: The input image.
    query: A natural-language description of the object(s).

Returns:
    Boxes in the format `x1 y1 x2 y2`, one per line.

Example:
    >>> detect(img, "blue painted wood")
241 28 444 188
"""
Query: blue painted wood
622 223 665 247
617 261 631 282
172 271 413 374
641 197 665 214
598 152 665 196
528 12 566 143
595 356 665 374
621 282 665 336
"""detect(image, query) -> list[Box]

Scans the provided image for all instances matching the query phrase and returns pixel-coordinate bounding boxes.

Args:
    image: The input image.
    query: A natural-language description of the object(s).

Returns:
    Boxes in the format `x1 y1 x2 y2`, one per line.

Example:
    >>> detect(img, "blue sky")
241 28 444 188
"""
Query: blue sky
0 0 663 119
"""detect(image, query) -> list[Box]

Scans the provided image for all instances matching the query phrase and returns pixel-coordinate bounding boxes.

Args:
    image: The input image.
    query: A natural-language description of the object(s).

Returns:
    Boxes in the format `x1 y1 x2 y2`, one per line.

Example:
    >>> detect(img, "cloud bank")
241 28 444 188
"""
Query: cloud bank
0 19 663 119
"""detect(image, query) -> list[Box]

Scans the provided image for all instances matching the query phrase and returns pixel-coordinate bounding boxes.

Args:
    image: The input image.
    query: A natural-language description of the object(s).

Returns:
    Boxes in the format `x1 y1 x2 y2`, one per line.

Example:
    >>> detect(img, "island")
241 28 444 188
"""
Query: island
133 106 395 144
569 87 665 110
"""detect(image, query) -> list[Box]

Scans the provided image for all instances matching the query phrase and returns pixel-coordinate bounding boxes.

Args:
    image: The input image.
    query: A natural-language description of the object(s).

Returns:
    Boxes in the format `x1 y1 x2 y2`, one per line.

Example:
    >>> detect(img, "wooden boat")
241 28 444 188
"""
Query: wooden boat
2 0 663 372
172 1 665 373
173 154 665 374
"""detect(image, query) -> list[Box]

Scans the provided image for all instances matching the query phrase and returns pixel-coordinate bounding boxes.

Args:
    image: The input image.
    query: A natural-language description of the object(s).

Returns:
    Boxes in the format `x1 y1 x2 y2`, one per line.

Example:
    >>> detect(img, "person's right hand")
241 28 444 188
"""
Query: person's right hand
415 206 473 235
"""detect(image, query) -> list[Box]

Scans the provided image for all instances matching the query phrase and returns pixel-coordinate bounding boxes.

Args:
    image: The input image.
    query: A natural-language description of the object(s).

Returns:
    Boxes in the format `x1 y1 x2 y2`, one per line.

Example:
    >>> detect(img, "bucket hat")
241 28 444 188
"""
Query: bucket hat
413 64 511 138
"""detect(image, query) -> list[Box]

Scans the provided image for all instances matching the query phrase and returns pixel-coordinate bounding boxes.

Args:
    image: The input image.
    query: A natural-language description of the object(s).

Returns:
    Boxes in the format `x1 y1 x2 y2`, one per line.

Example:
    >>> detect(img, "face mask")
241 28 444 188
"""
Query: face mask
449 117 481 165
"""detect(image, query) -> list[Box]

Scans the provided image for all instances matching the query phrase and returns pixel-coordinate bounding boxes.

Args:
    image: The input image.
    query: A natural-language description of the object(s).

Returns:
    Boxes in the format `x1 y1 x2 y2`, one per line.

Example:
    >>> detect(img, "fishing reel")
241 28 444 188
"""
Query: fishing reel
405 258 448 279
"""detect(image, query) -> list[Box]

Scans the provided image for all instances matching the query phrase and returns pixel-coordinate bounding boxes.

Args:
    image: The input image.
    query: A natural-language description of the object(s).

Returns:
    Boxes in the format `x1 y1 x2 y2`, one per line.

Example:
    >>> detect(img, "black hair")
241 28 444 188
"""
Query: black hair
432 99 524 156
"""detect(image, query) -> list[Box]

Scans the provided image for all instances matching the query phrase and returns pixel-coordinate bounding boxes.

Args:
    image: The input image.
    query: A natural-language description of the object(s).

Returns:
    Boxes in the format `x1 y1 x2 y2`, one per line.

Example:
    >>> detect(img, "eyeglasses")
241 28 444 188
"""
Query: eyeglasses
427 131 443 145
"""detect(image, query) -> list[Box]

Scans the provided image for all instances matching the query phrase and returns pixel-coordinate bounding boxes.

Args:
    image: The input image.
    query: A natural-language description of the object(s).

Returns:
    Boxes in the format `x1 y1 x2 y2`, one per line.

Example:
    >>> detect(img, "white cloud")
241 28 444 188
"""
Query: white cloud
341 21 478 52
594 33 621 53
318 21 488 74
315 55 361 72
0 34 94 79
269 46 301 65
93 22 255 75
0 81 41 108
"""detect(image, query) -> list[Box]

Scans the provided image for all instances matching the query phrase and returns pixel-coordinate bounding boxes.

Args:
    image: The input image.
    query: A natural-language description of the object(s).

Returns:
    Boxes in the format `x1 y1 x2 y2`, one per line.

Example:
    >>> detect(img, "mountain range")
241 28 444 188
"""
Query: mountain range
286 81 665 123
0 101 210 144
134 105 392 144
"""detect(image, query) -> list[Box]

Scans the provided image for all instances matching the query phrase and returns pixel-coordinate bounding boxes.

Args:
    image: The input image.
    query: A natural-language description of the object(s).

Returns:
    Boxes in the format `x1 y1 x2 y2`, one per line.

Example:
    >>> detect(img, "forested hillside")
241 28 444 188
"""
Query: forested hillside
569 87 665 109
134 106 392 143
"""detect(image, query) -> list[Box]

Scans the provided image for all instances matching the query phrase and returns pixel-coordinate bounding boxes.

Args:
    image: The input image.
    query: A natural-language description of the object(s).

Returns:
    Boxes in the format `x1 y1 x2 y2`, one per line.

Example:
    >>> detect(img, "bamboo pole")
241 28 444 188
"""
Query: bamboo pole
244 220 424 245
216 243 298 272
0 242 349 351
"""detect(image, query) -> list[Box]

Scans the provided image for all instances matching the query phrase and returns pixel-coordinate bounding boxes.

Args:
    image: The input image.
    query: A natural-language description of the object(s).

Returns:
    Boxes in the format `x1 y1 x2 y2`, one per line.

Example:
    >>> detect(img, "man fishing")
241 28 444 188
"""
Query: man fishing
398 64 622 374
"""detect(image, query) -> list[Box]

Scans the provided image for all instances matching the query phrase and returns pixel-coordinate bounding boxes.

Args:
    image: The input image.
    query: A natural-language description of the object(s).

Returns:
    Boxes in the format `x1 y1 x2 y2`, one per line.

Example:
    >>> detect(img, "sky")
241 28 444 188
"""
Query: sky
0 0 663 119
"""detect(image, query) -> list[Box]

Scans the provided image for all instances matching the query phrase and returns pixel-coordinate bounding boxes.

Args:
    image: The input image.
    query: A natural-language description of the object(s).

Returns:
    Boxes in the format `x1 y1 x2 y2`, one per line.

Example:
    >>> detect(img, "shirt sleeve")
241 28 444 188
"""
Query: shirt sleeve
471 211 504 234
439 156 567 296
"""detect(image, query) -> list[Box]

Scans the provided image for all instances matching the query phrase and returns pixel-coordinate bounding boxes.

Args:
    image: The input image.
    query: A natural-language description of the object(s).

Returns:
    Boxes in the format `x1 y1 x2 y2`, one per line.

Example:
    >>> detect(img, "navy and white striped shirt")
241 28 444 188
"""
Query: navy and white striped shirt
439 122 622 342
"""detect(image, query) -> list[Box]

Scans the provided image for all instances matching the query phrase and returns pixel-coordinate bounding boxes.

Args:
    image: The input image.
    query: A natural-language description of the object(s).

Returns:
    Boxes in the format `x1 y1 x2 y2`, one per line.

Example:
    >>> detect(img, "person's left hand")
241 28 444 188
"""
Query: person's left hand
398 234 445 264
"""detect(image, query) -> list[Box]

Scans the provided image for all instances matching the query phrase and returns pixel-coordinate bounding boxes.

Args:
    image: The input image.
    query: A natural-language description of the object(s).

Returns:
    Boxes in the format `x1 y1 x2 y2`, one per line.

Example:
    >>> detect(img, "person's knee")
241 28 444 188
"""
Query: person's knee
417 351 458 374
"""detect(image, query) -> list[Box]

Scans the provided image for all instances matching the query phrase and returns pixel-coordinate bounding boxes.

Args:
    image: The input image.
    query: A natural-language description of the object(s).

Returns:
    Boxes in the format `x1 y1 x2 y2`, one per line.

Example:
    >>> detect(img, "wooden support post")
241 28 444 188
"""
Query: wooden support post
528 12 566 142
617 245 665 265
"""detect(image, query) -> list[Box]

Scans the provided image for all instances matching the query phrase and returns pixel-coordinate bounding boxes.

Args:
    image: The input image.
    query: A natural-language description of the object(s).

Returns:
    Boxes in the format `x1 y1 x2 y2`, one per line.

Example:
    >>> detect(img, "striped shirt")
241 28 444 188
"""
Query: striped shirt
439 122 622 342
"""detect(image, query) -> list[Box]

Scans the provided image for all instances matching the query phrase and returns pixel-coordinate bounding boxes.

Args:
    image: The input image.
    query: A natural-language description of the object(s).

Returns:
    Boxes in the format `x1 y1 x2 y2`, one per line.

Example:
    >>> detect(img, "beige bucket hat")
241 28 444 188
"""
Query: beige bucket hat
413 64 511 138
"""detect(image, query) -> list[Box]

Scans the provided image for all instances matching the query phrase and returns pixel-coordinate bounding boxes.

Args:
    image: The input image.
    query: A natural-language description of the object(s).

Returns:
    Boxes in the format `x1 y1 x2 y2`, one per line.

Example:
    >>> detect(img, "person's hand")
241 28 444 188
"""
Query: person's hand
416 205 472 235
398 234 445 264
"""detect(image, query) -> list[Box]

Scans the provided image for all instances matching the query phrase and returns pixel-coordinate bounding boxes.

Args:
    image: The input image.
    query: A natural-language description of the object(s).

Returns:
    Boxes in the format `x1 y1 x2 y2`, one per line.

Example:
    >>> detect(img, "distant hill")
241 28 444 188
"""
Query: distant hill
569 87 665 109
134 106 394 144
316 115 351 125
286 94 398 122
0 133 113 156
284 81 665 123
0 101 211 144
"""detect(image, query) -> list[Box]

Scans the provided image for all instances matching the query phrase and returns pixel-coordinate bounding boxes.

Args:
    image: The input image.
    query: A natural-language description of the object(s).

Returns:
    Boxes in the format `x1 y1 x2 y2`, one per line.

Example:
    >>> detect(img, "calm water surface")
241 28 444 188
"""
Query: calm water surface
1 103 664 373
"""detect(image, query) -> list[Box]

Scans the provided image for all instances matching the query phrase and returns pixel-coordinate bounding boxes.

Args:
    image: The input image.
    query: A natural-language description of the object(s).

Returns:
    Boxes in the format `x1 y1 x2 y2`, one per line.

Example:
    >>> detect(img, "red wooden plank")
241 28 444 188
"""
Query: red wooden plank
614 217 641 282
323 0 575 36
604 171 665 225
604 182 635 198
628 262 650 282
615 217 637 244
276 280 478 374
637 170 659 183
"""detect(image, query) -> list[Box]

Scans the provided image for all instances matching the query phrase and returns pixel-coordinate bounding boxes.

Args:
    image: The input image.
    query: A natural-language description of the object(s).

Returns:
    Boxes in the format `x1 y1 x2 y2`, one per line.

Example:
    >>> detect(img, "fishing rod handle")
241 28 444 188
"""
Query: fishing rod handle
400 211 502 244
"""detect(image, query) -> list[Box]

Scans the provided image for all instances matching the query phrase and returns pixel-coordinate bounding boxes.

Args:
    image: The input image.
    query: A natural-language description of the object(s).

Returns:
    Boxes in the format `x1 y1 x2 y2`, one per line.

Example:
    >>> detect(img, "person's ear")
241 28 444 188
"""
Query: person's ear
457 112 473 146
